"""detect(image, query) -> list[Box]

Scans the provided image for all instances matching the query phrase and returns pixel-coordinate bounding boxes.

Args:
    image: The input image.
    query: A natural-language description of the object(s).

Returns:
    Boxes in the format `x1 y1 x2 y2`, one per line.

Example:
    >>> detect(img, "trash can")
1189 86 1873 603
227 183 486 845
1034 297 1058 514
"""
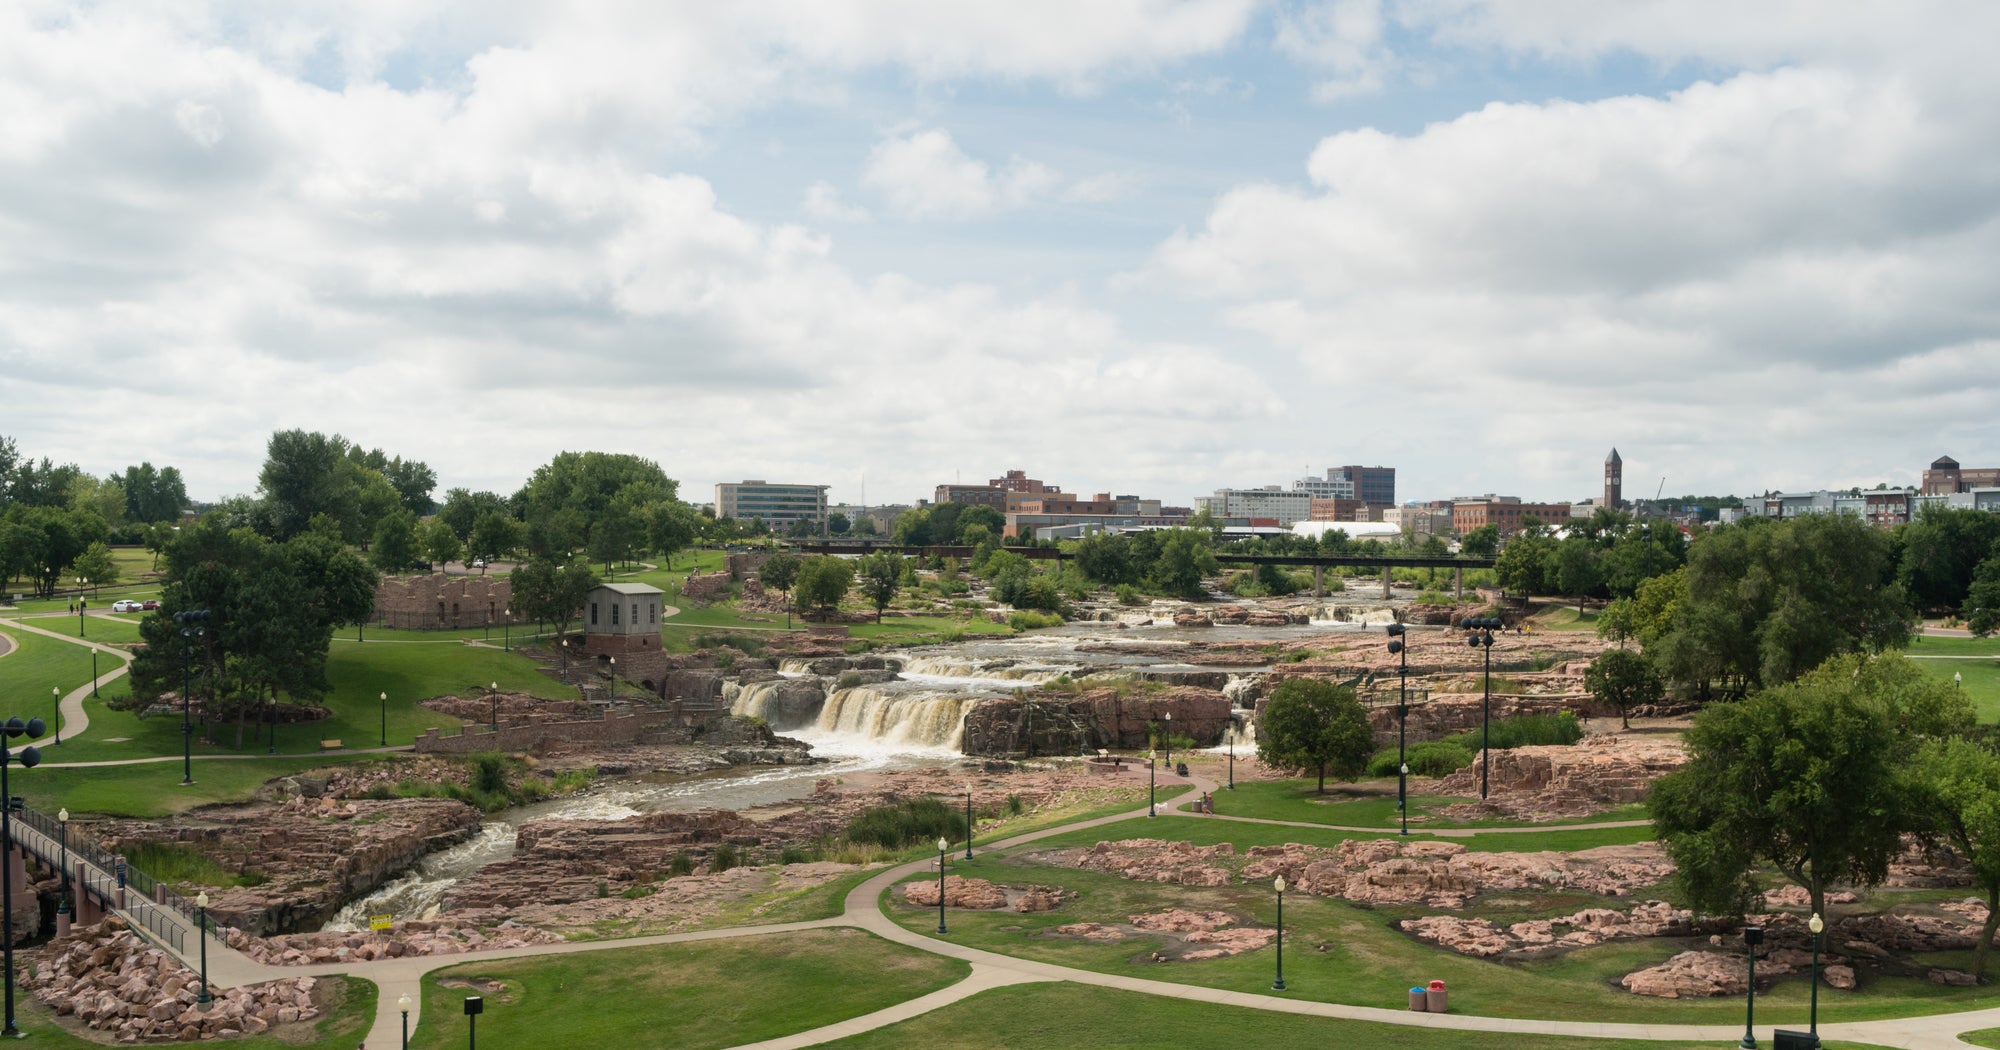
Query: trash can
1408 987 1427 1011
1772 1031 1819 1050
1425 979 1447 1013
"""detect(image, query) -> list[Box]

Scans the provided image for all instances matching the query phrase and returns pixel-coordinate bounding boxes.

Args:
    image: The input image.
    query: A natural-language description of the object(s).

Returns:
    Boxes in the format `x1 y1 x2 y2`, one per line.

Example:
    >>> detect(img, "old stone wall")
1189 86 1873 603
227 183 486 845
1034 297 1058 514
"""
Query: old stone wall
373 574 514 630
413 710 675 754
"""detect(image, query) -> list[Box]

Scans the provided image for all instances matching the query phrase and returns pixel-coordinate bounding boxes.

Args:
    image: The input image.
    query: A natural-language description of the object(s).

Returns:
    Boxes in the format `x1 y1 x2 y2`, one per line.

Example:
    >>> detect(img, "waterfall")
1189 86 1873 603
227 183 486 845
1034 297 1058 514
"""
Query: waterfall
897 654 1066 683
814 686 985 750
728 679 795 726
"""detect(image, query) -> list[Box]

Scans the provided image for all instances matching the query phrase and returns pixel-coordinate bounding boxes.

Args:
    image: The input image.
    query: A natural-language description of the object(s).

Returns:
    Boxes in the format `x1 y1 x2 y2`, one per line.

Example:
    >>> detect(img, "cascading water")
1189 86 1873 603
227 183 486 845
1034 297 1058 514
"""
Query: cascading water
813 686 987 751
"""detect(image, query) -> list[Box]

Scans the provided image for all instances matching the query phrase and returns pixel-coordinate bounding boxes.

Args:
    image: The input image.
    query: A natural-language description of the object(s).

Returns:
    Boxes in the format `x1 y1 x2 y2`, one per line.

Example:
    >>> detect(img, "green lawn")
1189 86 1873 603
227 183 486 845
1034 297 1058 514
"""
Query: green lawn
16 754 378 817
1911 634 2000 656
5 974 374 1049
1204 779 1647 830
879 850 2000 1026
0 622 107 734
409 929 968 1050
1909 655 2000 722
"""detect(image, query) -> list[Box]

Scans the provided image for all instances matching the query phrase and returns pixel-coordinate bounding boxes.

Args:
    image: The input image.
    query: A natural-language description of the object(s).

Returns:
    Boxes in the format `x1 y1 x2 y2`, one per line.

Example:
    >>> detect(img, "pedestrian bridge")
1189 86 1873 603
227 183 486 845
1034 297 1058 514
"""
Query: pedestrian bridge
7 804 195 961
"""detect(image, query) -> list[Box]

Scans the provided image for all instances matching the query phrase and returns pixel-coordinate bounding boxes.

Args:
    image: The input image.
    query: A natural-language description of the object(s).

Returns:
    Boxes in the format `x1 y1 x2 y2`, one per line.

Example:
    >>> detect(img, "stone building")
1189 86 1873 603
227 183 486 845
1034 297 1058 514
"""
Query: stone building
580 582 669 692
1604 447 1623 509
373 574 513 630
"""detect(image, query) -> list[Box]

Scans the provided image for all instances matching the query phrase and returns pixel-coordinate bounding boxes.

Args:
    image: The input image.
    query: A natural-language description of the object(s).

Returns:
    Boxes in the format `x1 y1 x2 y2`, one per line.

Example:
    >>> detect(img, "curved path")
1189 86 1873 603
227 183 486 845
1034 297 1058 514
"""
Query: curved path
117 769 1999 1050
6 614 135 741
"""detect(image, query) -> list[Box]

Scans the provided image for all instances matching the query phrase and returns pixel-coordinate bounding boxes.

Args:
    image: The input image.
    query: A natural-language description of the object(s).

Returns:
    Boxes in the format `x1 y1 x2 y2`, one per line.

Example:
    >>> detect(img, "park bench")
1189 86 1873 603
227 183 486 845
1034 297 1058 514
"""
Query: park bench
320 739 343 750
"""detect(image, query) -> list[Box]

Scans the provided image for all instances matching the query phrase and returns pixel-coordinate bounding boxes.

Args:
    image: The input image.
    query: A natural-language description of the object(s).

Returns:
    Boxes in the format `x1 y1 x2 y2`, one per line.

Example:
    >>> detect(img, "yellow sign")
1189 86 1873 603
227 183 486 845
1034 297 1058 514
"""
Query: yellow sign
369 915 393 931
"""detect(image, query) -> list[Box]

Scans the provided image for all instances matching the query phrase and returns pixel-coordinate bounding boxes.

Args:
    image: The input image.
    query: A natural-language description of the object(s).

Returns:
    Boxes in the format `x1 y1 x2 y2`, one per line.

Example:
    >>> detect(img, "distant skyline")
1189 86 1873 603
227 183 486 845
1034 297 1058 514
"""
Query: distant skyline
4 3 1996 508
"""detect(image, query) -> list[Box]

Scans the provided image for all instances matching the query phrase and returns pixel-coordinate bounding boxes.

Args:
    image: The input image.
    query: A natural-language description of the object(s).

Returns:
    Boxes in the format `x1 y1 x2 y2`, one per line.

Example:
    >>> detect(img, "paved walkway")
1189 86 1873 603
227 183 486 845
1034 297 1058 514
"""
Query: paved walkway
6 614 134 741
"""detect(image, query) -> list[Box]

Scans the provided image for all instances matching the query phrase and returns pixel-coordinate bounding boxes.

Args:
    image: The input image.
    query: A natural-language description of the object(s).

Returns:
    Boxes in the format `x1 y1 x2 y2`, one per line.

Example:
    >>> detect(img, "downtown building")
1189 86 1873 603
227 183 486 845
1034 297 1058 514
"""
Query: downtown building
715 481 830 532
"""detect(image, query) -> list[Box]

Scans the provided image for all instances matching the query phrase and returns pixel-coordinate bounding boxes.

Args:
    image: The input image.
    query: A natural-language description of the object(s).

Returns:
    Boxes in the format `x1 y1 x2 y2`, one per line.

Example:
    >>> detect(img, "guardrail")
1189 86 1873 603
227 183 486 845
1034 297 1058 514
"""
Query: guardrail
10 804 195 955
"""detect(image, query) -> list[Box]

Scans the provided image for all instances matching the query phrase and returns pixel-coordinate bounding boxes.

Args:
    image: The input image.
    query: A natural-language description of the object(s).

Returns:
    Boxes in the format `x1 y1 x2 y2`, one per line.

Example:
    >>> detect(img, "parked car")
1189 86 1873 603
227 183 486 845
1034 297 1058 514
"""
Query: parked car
141 599 160 610
111 599 143 612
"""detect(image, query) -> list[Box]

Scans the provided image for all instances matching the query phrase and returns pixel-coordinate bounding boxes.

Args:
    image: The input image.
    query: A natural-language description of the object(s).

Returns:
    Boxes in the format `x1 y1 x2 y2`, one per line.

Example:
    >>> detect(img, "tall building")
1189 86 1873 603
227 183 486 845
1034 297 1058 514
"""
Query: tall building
989 469 1056 494
1604 448 1623 509
934 484 1006 509
715 481 829 531
1341 465 1396 506
1194 486 1315 525
1922 455 2000 495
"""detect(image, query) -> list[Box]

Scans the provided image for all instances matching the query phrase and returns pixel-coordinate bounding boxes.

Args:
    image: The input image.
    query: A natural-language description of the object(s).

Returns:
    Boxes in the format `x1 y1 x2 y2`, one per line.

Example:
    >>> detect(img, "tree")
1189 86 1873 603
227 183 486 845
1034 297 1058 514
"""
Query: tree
511 556 599 638
1553 536 1600 614
122 462 190 523
370 510 422 573
516 451 676 554
850 516 877 537
857 551 906 623
73 541 117 590
760 552 802 628
793 556 854 618
1584 648 1662 729
1074 532 1138 586
68 475 125 529
827 512 850 535
467 512 521 570
142 521 174 570
1149 528 1217 600
1651 653 1972 919
1494 529 1554 595
1899 506 2000 612
1459 524 1500 558
438 488 510 542
1913 737 2000 979
1969 548 2000 637
257 429 352 540
643 501 698 569
422 517 463 571
1654 514 1913 697
1255 678 1375 794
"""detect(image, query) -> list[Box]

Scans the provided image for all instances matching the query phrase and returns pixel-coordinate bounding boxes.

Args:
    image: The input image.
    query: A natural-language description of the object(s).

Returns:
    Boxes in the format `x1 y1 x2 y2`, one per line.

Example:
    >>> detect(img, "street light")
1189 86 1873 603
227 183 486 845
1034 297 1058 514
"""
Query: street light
1 715 47 1037
51 688 61 746
56 808 70 924
1464 616 1500 799
194 891 211 1005
1740 925 1764 1049
1227 720 1236 790
463 996 482 1050
1147 749 1157 817
1164 711 1172 768
489 682 499 731
175 610 211 786
964 786 975 861
503 608 511 652
1808 912 1825 1041
1272 875 1288 991
91 646 99 698
1957 671 1964 691
399 993 412 1049
380 692 388 747
77 580 87 637
1387 622 1410 832
935 837 949 935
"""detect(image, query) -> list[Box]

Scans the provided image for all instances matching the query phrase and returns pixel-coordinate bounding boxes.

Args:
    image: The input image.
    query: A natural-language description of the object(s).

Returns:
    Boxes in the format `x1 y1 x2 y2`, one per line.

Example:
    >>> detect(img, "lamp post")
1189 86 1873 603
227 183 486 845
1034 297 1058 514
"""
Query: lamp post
194 891 211 1005
1228 726 1235 790
1 715 47 1037
1464 616 1499 799
399 994 412 1050
935 837 949 935
1957 671 1964 691
1163 711 1172 768
1147 749 1157 817
91 646 99 698
1272 875 1287 991
1808 912 1824 1041
503 608 511 652
380 692 388 747
489 682 499 732
51 688 61 746
559 637 569 682
463 996 482 1050
175 610 210 786
1387 622 1409 832
57 808 70 921
1740 924 1763 1049
77 583 87 637
964 787 974 861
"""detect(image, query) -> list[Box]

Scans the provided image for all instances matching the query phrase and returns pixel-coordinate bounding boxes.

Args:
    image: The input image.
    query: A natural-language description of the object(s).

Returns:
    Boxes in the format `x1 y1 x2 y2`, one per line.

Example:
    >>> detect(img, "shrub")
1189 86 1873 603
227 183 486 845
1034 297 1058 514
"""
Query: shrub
1006 793 1025 815
1367 740 1475 778
836 672 863 690
469 753 510 795
1115 584 1143 605
711 843 738 873
843 797 961 850
668 851 694 877
778 844 814 865
1008 610 1064 631
1443 711 1582 753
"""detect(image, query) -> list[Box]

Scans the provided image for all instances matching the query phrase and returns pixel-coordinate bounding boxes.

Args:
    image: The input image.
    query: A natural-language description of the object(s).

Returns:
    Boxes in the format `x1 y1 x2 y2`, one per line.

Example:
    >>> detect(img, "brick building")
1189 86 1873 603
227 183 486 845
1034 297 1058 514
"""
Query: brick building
1922 455 2000 496
1451 496 1571 535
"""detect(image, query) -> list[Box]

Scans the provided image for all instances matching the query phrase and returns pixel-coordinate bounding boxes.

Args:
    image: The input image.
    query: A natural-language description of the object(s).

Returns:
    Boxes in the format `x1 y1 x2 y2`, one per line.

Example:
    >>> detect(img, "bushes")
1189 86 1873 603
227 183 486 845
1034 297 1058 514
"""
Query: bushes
1367 740 1475 778
1008 610 1064 630
843 797 962 850
710 843 738 873
1443 711 1582 753
1115 584 1143 605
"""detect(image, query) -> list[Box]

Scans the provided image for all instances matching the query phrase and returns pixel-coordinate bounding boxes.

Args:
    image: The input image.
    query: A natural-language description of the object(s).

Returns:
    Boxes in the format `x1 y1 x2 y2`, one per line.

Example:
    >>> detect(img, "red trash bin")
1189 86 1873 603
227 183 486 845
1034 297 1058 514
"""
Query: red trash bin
1425 979 1447 1013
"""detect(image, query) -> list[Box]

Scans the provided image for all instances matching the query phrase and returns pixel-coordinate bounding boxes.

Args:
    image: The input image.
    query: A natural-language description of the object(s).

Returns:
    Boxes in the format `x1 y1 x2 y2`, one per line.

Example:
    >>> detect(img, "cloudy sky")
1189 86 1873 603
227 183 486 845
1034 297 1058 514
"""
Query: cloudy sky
4 1 1997 509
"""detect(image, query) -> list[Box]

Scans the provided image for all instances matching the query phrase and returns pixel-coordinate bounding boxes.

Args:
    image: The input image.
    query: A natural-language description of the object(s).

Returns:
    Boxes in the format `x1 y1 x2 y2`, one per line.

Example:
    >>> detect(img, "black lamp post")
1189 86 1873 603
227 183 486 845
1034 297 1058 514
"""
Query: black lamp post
503 608 511 652
964 788 974 861
490 682 499 732
1163 711 1172 768
56 808 70 921
1464 616 1500 799
399 994 412 1050
194 891 211 1005
1 715 47 1037
935 837 949 935
77 578 87 637
1387 622 1409 832
1272 875 1287 991
1227 726 1235 790
1808 912 1824 1042
559 637 569 682
1740 925 1763 1048
50 688 61 746
175 610 210 786
463 995 482 1050
380 691 389 747
1147 749 1157 817
91 646 99 698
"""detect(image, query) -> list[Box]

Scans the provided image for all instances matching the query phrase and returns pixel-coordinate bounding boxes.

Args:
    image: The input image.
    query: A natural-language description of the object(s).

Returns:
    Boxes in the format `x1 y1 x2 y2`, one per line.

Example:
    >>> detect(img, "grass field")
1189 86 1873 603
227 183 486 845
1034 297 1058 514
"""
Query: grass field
409 929 968 1050
16 754 378 816
818 982 1905 1050
878 847 2000 1027
1908 654 2000 722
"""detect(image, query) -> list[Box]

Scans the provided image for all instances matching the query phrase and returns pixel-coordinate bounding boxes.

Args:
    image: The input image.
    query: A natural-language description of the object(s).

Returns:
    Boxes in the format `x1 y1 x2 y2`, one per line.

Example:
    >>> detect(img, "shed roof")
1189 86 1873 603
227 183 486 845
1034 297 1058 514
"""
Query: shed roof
592 582 664 596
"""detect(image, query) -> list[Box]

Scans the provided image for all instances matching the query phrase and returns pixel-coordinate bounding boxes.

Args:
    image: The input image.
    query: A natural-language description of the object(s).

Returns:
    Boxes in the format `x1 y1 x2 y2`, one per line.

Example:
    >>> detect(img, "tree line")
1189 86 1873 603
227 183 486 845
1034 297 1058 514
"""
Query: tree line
0 434 192 597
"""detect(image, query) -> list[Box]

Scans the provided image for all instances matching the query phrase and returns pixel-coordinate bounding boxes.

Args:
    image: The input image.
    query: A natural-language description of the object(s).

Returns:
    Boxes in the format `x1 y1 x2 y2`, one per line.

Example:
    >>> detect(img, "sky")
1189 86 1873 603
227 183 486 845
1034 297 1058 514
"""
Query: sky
3 1 1997 510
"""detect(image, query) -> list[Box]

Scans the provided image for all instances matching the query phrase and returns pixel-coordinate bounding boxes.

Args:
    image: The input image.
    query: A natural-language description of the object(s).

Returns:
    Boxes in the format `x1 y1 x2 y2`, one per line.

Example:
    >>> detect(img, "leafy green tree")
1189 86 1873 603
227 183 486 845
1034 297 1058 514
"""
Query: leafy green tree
1654 514 1913 697
857 551 906 623
438 488 510 542
1651 653 1971 918
1553 536 1600 614
72 541 117 590
1459 524 1500 558
1899 506 2000 612
422 517 463 571
67 475 125 528
645 501 698 569
6 457 82 508
1149 528 1217 600
511 556 600 638
142 521 174 570
1494 529 1554 595
955 505 1004 540
121 462 190 524
257 429 353 540
1255 678 1375 793
0 517 40 590
1583 648 1662 729
850 516 877 537
1074 532 1138 586
516 451 676 554
827 512 850 536
1913 738 2000 978
370 509 422 573
793 556 853 618
17 505 106 596
785 517 819 539
1969 550 2000 637
467 511 521 570
760 552 802 627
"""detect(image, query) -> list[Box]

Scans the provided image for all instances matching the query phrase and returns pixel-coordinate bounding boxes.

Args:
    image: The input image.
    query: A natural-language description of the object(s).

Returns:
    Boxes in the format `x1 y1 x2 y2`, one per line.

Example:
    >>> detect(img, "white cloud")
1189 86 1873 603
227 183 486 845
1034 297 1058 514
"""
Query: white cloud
862 128 1131 219
801 181 869 223
1274 0 1397 101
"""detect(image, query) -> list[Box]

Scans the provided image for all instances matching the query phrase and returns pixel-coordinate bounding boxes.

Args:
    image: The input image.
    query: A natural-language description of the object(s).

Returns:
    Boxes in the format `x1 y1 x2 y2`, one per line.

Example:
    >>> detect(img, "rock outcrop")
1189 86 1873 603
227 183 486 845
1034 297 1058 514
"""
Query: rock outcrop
1403 901 1693 959
1433 734 1688 819
25 921 323 1040
961 687 1233 756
